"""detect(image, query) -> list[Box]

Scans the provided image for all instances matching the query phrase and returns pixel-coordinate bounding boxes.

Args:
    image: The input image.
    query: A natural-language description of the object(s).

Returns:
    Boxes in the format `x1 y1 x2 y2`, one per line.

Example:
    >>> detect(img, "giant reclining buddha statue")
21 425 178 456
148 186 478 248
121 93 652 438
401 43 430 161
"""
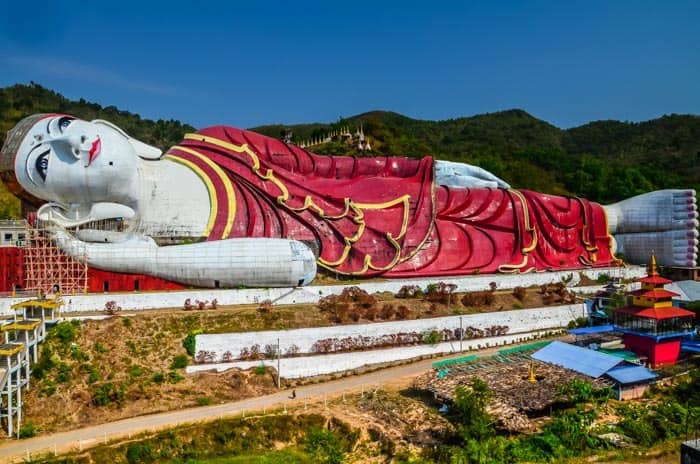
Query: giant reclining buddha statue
0 114 697 288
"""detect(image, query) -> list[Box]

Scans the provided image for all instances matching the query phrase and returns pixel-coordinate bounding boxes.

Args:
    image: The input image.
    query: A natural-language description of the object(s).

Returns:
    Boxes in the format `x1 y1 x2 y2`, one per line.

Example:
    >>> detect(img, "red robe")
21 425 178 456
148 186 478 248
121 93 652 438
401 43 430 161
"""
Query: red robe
166 126 615 276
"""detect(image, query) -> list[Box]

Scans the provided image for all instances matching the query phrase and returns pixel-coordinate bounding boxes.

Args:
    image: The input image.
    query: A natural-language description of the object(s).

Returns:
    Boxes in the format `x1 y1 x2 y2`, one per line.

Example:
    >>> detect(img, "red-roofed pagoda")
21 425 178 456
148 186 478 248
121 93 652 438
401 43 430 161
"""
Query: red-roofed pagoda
613 255 696 367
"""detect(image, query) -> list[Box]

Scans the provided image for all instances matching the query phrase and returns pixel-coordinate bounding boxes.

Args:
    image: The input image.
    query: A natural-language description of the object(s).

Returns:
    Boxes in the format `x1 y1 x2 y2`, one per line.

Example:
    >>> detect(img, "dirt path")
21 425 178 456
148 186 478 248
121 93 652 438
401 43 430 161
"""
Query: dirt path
0 346 512 463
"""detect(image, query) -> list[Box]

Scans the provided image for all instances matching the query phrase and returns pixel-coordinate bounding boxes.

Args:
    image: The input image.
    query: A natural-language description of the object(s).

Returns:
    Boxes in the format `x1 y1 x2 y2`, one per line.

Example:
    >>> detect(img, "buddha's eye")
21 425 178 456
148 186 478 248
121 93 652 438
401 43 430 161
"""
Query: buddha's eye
58 116 74 133
35 150 49 181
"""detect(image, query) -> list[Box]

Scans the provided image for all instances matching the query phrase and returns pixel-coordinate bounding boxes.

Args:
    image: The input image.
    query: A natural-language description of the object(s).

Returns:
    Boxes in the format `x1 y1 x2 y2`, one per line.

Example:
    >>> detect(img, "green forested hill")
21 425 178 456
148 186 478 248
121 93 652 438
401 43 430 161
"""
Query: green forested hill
254 109 700 203
1 83 699 218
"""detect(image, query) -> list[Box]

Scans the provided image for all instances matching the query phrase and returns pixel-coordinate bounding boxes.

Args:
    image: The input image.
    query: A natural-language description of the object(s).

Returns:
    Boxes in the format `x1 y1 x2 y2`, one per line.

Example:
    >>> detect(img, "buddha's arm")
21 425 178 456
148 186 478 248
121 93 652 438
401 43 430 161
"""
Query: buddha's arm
52 230 317 287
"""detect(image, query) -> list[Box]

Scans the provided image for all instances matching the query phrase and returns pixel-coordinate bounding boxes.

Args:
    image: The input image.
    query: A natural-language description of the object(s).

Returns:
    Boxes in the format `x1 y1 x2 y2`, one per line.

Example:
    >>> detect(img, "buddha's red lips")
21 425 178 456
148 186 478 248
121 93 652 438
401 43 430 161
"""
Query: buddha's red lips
88 136 101 165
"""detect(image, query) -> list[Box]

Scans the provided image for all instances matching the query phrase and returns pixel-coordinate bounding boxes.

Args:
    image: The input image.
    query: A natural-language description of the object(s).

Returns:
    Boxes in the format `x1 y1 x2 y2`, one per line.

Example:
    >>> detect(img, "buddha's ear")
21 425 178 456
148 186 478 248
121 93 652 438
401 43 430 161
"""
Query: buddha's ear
92 119 163 160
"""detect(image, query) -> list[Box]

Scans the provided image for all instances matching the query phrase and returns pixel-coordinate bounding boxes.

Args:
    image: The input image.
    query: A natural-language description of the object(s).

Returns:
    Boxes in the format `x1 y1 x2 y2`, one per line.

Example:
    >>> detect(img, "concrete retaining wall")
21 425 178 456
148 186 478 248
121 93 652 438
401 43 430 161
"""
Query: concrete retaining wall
0 266 643 315
194 303 584 362
187 329 558 378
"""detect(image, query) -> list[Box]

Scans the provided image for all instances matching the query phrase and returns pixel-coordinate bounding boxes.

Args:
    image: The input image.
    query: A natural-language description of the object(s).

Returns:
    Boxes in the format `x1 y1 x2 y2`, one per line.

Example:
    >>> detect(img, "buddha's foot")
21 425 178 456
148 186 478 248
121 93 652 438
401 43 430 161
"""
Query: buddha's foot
606 189 697 267
605 189 697 234
614 229 698 267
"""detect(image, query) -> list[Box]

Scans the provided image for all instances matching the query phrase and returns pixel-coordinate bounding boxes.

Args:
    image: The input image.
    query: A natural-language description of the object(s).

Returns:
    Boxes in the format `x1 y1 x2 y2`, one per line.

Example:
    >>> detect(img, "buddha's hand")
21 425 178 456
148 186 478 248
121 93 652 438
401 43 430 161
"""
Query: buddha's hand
434 160 510 189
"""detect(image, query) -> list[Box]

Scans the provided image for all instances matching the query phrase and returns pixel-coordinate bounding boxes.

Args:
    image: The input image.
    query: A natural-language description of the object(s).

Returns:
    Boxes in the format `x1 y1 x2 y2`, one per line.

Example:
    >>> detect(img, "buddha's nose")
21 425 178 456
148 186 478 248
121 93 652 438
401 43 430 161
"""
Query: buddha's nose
46 133 101 166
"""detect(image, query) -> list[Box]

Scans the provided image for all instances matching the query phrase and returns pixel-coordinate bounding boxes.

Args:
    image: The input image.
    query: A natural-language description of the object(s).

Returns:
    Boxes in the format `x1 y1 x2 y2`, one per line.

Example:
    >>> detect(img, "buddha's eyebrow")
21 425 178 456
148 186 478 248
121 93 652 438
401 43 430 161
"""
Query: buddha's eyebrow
28 142 45 156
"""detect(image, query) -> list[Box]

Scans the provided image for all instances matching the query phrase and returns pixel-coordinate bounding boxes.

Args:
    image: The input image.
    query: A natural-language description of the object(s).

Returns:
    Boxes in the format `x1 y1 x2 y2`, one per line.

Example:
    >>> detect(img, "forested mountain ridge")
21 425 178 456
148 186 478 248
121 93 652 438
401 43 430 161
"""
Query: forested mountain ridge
254 109 700 203
1 82 698 218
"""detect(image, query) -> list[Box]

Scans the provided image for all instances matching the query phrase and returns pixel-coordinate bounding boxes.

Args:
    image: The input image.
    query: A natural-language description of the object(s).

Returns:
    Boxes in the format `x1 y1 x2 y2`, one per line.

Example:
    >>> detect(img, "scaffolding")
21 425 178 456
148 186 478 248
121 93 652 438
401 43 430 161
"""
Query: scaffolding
23 222 88 295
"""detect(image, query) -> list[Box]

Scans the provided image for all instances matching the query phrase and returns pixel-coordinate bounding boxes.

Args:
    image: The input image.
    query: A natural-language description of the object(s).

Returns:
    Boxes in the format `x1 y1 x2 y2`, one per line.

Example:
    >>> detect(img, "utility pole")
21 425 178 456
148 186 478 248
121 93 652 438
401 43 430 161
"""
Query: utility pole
276 337 281 389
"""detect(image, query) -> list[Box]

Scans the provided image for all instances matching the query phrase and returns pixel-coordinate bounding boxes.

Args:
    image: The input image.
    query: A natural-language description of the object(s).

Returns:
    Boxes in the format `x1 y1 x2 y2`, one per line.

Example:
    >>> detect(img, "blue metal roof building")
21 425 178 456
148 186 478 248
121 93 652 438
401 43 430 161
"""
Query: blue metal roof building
532 340 658 400
568 325 615 336
532 341 624 378
605 365 658 385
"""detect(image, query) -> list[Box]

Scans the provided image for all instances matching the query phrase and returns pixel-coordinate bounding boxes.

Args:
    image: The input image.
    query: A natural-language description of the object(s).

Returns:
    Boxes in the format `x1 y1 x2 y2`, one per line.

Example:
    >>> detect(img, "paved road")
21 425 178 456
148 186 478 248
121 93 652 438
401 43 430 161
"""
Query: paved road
0 350 465 463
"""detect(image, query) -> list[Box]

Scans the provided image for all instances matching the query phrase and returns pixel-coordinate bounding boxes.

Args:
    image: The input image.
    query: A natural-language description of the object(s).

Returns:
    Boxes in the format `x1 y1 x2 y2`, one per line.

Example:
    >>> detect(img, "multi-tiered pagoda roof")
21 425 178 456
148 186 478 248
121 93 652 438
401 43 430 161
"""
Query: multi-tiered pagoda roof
613 255 695 339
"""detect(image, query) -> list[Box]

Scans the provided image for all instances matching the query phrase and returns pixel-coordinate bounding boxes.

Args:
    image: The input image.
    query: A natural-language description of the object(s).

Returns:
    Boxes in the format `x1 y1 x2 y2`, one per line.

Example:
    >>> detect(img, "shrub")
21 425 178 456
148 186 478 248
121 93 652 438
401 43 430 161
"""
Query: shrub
396 285 422 298
513 286 527 301
104 300 122 315
152 372 165 384
425 282 458 305
379 304 396 320
461 290 495 307
254 364 267 375
32 345 56 380
285 344 300 356
129 364 144 379
264 344 280 359
349 308 362 322
422 329 442 345
19 421 36 439
167 371 184 383
122 317 132 328
318 287 377 323
70 345 89 362
53 321 78 345
258 299 273 314
195 350 217 363
306 427 344 464
365 306 378 320
171 354 189 369
88 367 100 384
240 344 262 361
196 396 212 406
183 329 203 356
125 443 156 464
396 305 411 320
92 382 125 407
56 362 71 383
41 380 56 397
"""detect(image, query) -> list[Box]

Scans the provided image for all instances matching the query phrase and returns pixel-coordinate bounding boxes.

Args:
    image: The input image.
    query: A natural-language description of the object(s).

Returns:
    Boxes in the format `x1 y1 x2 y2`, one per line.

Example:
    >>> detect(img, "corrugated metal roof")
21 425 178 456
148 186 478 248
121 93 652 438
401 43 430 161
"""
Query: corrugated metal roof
605 365 657 385
569 324 615 335
674 280 700 302
597 348 639 362
532 341 623 378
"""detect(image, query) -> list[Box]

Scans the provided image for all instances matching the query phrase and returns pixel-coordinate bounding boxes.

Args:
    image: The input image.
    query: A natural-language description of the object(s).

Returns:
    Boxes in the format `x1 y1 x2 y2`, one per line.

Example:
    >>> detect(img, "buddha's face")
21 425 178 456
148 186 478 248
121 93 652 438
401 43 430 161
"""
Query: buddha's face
12 115 142 234
14 115 140 205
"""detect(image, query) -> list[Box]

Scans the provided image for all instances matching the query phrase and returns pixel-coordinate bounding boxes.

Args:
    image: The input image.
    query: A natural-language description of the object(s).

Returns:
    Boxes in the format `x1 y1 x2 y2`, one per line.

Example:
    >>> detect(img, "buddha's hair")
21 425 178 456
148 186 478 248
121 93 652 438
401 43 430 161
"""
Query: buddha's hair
0 113 54 206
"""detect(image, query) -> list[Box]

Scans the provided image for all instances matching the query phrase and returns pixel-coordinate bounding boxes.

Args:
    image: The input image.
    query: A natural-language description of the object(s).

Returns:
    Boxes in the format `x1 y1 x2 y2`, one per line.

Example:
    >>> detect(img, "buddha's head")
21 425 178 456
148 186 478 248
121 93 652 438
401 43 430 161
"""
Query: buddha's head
1 114 162 232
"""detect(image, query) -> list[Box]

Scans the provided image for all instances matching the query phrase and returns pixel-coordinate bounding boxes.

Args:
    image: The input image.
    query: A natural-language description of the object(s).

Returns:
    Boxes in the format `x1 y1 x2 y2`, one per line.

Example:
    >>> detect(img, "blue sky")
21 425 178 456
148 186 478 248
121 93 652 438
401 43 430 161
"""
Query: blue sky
0 1 698 129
